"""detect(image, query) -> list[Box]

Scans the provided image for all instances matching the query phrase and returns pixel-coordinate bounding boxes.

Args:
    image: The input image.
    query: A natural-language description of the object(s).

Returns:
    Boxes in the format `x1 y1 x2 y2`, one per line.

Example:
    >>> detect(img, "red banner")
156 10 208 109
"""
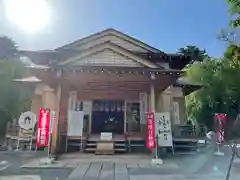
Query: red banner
146 112 156 149
37 107 50 148
215 113 227 143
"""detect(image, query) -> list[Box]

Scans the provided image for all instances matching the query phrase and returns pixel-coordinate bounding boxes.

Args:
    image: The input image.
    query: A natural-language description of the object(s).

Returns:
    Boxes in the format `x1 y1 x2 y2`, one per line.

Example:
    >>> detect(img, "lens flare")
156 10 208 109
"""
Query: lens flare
4 0 51 33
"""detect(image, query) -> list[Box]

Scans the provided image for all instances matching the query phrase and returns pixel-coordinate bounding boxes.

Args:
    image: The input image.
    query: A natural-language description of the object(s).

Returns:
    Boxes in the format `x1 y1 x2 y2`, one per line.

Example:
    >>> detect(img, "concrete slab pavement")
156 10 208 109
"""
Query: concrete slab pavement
65 161 240 180
66 161 181 180
0 175 41 180
19 150 240 180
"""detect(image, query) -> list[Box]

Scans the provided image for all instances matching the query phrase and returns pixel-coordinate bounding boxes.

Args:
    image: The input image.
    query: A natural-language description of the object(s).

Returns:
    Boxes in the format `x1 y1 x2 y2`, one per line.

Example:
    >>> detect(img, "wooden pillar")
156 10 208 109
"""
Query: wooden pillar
41 85 57 110
150 83 155 112
50 83 62 154
124 100 127 134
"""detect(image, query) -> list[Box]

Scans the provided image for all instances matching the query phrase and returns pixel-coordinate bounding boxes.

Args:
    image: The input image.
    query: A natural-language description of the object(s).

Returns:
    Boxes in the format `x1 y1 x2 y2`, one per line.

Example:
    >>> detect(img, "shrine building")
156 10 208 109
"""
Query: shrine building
14 28 202 154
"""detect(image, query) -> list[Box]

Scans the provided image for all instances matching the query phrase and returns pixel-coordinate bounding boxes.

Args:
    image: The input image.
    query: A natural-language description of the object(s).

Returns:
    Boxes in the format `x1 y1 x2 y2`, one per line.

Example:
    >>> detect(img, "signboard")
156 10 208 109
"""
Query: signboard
68 91 78 110
36 107 50 148
173 102 180 125
146 112 156 149
67 111 84 136
50 111 57 134
83 101 92 114
18 111 37 130
139 93 148 124
100 132 113 141
215 113 227 143
155 112 173 147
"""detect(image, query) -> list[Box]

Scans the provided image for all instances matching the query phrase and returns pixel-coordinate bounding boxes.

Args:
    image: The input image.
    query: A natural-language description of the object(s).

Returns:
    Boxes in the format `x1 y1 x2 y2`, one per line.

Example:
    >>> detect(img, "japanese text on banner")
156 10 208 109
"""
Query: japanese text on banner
146 112 156 149
37 108 50 148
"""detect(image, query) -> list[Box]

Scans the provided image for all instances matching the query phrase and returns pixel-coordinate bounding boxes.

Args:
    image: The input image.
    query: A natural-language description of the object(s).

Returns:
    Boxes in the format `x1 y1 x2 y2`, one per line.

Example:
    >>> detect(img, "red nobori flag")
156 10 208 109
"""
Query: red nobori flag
37 107 50 148
215 113 227 143
146 112 156 149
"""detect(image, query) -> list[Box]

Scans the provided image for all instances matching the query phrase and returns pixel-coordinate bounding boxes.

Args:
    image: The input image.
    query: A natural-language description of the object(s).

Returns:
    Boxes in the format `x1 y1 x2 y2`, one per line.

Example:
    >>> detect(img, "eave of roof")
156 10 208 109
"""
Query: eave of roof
13 76 42 83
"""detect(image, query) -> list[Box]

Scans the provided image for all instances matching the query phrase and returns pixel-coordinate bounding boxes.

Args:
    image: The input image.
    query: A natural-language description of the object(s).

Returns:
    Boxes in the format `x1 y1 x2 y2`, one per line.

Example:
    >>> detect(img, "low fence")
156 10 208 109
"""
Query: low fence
173 125 207 139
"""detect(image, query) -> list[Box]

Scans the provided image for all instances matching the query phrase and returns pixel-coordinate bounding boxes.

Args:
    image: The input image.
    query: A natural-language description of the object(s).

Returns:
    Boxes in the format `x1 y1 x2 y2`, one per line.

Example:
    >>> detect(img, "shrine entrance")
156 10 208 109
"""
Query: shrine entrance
91 100 124 134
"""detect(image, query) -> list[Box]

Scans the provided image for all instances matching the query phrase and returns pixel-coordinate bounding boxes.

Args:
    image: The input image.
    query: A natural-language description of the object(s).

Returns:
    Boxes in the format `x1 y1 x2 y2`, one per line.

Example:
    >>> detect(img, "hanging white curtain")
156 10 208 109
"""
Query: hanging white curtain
67 91 84 136
173 101 180 125
67 111 84 136
139 92 148 124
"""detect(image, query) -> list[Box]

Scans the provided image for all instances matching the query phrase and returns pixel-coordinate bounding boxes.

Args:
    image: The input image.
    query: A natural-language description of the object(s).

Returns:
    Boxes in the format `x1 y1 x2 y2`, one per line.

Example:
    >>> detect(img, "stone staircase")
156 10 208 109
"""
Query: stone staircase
84 139 97 153
84 134 127 154
114 139 127 153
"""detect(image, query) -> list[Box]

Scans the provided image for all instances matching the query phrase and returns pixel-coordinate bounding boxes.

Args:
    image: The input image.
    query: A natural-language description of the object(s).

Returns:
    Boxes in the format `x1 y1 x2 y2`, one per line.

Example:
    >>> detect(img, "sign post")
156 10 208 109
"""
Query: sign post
48 110 56 155
67 110 85 151
155 112 173 153
17 111 37 151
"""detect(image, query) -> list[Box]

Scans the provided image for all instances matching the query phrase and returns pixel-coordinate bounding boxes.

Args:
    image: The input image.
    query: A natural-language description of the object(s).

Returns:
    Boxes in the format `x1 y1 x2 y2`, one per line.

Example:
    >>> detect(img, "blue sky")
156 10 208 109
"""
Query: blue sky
0 0 229 57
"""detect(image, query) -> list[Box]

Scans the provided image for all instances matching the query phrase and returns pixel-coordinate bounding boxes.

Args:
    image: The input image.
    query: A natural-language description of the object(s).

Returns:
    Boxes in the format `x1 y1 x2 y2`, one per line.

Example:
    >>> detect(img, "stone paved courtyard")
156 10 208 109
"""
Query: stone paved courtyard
65 161 240 180
5 150 240 180
67 161 180 180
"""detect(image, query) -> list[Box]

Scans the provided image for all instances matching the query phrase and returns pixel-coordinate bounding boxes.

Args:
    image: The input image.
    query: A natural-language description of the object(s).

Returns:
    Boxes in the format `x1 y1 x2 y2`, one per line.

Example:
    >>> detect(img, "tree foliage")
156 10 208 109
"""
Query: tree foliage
177 45 208 64
184 45 240 131
0 61 31 135
0 37 31 135
0 36 19 60
227 0 240 28
183 1 240 131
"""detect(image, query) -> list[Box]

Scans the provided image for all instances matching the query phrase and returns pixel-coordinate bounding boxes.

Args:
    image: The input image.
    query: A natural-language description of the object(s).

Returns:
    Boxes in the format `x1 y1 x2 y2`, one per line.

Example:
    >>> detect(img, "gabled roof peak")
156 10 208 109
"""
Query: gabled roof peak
55 28 163 53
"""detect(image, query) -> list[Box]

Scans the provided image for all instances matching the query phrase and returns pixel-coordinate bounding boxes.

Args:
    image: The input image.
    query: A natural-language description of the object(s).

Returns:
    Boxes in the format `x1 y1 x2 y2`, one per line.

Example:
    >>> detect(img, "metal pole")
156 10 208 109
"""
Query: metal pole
172 144 175 154
47 111 52 158
80 136 82 152
29 136 33 151
29 124 35 151
225 149 235 180
47 130 51 158
155 134 158 159
16 138 20 151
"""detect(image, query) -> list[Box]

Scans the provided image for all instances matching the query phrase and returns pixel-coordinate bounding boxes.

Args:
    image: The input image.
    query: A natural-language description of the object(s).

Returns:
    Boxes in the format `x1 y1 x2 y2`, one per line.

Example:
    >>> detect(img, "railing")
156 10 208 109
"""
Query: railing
127 121 140 133
174 125 207 139
5 121 19 137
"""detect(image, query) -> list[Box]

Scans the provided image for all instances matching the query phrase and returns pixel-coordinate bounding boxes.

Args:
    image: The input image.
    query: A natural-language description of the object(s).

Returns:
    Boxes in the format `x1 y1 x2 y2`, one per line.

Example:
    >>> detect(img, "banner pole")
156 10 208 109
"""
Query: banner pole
29 130 33 151
29 122 35 151
16 137 20 151
47 110 53 158
47 131 51 158
155 134 158 160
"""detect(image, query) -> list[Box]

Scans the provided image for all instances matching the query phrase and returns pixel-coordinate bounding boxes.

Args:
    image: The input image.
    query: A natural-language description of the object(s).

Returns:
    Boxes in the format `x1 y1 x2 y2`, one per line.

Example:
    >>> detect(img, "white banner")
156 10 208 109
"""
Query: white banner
139 92 148 124
173 101 180 125
68 91 77 110
50 111 57 133
67 111 84 136
155 112 173 147
83 101 92 114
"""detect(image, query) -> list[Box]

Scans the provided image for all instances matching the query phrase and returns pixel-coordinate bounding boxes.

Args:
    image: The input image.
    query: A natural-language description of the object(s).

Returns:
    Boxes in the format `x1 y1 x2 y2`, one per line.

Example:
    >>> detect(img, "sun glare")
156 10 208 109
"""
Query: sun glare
4 0 51 33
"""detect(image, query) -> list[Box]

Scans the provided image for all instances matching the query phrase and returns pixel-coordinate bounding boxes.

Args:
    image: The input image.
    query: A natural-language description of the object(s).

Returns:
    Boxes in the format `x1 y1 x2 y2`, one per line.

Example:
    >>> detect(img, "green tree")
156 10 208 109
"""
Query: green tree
0 36 19 60
185 58 225 129
185 45 240 130
224 44 240 59
0 37 31 135
227 0 240 28
0 61 31 135
177 45 207 63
